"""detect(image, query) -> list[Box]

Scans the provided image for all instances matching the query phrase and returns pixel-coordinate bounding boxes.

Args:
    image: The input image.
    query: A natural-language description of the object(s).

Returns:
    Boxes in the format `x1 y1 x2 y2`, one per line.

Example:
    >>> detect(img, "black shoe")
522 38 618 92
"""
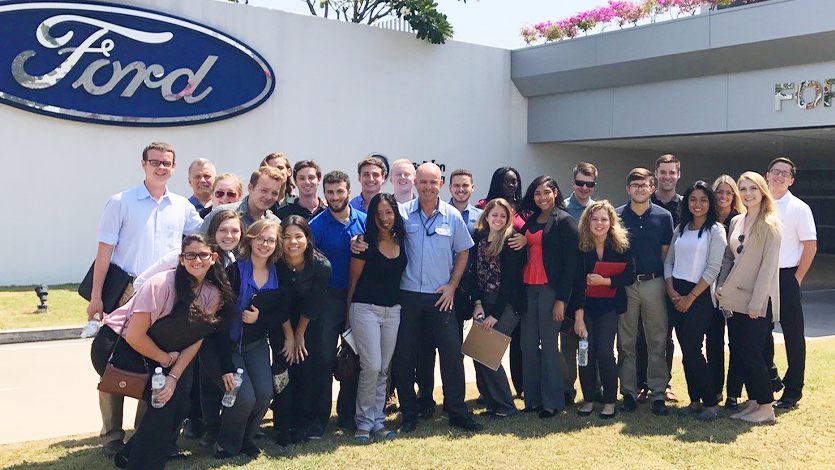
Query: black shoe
477 409 496 417
476 395 487 405
774 397 799 410
651 400 669 416
307 424 325 440
538 409 557 419
103 440 125 460
418 404 435 420
241 442 262 457
449 415 483 432
214 448 235 459
724 397 739 411
522 406 541 413
274 429 293 447
620 395 637 413
113 447 128 469
772 378 784 394
399 419 418 433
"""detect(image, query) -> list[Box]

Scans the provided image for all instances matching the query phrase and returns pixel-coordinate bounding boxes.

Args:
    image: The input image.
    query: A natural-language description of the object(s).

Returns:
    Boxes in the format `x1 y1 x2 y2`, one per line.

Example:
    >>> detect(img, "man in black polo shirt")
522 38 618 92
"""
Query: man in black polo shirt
616 168 674 416
275 160 327 221
635 154 683 403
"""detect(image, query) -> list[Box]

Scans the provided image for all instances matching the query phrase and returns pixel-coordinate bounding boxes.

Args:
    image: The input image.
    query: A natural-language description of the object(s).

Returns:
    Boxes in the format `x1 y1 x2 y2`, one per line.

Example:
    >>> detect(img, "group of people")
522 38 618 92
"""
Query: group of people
85 143 817 470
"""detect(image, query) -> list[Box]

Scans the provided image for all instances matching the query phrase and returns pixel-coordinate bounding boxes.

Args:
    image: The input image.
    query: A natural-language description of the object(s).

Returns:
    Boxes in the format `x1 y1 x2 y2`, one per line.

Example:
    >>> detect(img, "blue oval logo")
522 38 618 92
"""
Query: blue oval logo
0 1 274 126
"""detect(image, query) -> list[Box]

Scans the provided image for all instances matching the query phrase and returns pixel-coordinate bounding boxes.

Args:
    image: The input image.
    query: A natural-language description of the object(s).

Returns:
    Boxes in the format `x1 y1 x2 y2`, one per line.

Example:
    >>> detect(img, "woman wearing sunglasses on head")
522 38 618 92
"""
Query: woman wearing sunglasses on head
663 181 728 421
90 233 234 470
214 219 292 458
712 175 746 410
716 172 781 424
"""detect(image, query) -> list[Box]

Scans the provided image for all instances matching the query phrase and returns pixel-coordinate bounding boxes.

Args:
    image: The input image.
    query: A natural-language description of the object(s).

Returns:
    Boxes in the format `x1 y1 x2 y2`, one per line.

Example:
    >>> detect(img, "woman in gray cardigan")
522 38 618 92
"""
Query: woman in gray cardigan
716 172 781 424
663 181 727 421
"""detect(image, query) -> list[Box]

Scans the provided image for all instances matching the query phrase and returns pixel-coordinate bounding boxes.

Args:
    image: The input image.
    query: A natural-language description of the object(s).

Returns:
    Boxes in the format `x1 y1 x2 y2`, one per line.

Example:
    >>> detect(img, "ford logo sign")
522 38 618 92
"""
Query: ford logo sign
0 1 274 126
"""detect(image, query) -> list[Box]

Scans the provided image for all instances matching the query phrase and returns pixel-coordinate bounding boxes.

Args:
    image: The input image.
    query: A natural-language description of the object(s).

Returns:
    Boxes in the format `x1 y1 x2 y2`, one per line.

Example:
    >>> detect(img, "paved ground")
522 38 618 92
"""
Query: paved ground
1 291 832 446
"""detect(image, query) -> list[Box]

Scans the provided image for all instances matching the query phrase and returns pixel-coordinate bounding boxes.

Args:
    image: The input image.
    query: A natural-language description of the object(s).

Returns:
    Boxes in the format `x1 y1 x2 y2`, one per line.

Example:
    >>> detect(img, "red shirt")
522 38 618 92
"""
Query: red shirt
523 227 548 285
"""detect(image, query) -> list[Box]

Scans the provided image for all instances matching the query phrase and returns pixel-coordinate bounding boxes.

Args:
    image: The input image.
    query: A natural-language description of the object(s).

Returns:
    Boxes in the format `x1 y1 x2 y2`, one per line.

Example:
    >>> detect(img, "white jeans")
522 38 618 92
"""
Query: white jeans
349 302 401 432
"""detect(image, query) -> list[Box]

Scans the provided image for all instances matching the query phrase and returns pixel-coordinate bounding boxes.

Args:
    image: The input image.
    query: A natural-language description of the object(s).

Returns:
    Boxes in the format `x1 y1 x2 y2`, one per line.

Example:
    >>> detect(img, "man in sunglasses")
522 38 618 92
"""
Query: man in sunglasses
564 162 598 222
87 142 203 460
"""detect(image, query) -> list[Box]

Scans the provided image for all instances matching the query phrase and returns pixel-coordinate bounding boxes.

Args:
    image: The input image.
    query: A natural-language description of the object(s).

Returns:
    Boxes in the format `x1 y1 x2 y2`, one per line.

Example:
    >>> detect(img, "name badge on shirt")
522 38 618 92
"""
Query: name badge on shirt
435 225 452 236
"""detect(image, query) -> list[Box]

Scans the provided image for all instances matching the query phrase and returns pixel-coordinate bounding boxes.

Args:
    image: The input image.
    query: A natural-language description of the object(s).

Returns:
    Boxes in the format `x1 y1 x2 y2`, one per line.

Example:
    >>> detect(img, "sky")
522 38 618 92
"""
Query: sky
246 0 603 49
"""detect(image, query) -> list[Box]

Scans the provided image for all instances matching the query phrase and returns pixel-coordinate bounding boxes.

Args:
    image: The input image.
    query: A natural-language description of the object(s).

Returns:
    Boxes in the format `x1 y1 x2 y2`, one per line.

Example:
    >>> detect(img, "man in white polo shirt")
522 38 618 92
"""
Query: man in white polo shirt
87 142 202 458
765 156 817 409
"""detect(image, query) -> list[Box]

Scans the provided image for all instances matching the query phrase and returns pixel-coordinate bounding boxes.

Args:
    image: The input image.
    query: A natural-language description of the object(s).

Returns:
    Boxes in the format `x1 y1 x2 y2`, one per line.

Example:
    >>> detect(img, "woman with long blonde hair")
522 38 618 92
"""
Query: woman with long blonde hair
467 198 527 418
570 200 635 419
716 171 781 423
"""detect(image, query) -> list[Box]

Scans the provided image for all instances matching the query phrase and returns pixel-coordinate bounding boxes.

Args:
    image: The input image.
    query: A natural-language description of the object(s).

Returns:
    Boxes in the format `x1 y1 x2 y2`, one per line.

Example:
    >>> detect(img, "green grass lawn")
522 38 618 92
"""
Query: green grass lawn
0 285 87 330
1 338 834 470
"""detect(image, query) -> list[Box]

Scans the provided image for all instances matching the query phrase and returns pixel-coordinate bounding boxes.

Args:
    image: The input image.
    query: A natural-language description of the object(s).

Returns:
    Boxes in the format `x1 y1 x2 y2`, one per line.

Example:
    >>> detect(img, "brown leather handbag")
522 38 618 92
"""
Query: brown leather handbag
97 321 149 400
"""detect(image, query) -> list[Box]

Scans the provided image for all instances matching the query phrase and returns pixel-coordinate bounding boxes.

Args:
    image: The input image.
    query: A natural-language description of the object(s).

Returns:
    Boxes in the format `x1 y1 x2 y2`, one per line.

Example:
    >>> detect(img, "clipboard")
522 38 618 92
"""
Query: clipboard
462 322 511 371
586 261 626 298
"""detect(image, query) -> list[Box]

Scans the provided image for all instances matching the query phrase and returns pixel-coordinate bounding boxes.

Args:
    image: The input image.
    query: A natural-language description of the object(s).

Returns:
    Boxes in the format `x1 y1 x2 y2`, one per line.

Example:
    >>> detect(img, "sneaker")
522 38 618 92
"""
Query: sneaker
371 427 397 439
354 430 371 445
651 400 669 416
621 395 637 413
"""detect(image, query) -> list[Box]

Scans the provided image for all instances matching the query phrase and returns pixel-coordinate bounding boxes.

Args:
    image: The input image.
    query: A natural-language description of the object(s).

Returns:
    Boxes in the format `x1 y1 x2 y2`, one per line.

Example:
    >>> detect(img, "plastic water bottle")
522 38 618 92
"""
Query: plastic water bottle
151 367 166 409
80 320 101 338
578 338 589 367
222 368 244 408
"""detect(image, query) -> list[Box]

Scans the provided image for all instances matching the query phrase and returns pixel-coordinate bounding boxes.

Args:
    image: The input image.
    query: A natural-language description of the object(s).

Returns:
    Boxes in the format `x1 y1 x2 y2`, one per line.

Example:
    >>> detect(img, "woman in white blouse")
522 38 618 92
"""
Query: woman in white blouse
663 181 727 421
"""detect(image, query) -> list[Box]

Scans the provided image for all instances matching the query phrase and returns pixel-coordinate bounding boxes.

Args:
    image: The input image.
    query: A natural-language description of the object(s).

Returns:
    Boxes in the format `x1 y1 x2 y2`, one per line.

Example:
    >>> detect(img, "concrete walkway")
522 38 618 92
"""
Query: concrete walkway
1 291 832 446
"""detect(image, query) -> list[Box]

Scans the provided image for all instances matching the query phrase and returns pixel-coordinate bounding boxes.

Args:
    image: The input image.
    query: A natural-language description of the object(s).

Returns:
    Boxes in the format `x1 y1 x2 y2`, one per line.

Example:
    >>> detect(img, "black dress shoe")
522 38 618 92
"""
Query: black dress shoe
399 419 417 433
449 415 483 432
241 442 262 457
307 424 325 440
620 395 637 413
103 440 125 460
651 400 669 416
213 447 236 459
538 409 557 419
774 397 799 409
113 448 128 469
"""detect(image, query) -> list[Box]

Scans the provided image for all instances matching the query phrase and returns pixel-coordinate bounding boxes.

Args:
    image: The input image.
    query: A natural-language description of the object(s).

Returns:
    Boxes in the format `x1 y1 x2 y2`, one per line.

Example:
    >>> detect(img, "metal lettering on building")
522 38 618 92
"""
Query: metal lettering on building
775 80 835 111
0 1 275 126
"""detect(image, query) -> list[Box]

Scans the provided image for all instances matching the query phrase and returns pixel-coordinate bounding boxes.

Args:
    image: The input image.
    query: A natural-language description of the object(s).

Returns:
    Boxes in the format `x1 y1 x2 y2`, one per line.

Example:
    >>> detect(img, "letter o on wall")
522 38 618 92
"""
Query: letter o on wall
797 80 823 109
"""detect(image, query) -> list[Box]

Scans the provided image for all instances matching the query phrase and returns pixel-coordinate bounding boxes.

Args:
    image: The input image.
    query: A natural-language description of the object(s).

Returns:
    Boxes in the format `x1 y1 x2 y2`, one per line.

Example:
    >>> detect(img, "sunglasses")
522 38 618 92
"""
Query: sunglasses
214 190 238 198
574 180 596 188
182 251 213 260
736 234 745 254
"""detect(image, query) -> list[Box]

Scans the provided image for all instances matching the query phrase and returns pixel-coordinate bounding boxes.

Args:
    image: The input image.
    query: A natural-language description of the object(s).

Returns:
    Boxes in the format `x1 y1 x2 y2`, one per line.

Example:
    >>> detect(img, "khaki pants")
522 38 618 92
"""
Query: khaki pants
617 277 669 401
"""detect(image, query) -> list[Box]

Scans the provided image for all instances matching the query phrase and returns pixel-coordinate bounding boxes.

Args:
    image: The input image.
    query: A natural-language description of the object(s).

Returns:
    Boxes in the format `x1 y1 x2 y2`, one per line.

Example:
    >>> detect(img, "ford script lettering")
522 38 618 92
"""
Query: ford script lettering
0 1 275 126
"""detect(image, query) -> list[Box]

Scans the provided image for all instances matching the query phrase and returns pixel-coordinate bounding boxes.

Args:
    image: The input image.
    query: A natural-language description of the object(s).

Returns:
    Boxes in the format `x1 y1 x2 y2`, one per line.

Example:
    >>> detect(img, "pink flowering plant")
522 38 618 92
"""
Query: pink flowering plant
522 0 762 45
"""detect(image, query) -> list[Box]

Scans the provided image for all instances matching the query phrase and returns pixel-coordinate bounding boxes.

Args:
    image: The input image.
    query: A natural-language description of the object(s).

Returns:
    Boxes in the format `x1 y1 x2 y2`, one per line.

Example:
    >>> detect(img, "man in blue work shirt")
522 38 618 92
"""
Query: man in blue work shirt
396 163 480 433
308 171 367 438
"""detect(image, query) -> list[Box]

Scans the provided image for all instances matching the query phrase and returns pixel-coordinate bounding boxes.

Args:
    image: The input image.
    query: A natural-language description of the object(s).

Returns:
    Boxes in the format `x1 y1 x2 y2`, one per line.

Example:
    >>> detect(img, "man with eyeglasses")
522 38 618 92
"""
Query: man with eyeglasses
275 160 327 221
187 158 217 212
87 142 203 460
201 166 283 232
307 171 367 439
765 157 818 410
616 168 674 416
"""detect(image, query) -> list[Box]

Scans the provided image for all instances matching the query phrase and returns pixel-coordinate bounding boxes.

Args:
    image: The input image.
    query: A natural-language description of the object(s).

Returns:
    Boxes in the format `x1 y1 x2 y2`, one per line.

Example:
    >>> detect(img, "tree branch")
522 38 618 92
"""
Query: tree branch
304 0 317 16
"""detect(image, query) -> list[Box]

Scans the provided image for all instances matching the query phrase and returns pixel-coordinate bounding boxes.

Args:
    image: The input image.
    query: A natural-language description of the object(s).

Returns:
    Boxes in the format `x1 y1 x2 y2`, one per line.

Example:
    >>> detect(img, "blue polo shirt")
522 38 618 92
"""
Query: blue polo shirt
450 200 482 237
348 194 373 214
309 208 367 289
564 193 594 222
400 198 474 294
616 203 673 276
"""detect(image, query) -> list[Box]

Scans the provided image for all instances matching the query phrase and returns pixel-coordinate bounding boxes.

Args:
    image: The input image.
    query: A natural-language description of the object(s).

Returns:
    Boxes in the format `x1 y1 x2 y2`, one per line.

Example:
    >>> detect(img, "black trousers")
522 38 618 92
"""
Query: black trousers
198 346 226 437
393 291 468 422
311 290 356 427
706 307 727 399
416 315 438 409
270 320 314 433
668 279 719 408
509 322 524 395
636 316 674 390
730 311 774 405
768 267 806 400
578 304 618 405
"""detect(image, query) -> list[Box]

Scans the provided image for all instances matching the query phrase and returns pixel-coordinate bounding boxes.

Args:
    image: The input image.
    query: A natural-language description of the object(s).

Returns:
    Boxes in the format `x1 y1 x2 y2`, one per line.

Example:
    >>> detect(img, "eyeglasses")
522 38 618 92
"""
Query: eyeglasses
768 168 794 178
146 159 174 168
214 190 238 198
736 234 745 254
629 183 651 190
574 180 596 188
182 251 213 260
254 236 278 246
